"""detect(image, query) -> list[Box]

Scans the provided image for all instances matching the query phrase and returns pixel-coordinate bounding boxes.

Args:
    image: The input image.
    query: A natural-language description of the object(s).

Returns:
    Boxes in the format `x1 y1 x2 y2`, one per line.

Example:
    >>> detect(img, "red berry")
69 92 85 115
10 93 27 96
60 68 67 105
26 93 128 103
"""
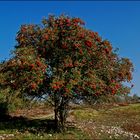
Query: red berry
85 40 92 47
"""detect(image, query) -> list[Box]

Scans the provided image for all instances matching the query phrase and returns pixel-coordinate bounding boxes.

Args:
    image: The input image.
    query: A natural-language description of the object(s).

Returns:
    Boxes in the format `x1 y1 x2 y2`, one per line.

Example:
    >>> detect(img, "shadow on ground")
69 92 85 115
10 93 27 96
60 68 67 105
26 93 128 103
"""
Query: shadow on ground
0 102 76 135
0 114 60 134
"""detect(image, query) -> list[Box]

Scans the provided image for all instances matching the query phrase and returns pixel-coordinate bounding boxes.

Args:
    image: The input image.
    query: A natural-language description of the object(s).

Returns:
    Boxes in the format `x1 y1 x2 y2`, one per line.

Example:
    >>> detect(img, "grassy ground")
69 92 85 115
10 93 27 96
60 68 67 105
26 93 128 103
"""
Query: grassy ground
73 103 140 139
0 103 140 139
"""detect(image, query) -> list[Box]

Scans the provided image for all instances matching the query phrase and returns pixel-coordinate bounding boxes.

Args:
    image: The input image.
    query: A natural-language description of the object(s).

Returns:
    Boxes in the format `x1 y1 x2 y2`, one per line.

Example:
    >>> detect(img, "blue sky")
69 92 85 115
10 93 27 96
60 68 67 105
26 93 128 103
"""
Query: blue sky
0 1 140 96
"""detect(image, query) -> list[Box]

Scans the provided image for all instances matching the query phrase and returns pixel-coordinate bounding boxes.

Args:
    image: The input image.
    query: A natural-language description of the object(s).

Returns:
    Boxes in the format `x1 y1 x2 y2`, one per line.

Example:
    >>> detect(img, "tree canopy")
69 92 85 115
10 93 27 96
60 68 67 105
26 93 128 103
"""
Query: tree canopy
0 15 134 131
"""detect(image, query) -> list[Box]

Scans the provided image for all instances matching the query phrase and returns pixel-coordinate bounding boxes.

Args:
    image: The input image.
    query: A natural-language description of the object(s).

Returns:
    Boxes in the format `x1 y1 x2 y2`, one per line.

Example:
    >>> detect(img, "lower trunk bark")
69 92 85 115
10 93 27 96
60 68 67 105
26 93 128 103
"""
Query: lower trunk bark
54 97 68 132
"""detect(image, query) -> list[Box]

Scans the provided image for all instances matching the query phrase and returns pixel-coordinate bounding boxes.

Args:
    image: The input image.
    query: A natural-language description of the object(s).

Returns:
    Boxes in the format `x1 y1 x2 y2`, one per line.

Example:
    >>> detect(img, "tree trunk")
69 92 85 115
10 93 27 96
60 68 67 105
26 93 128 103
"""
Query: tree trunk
54 95 69 132
54 93 59 131
59 97 68 131
54 105 58 130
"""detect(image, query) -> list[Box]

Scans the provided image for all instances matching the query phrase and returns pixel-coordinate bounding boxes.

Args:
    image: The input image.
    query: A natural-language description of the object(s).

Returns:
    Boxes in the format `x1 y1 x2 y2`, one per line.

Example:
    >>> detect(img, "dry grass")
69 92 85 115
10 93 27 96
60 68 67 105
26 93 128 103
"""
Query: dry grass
72 103 140 139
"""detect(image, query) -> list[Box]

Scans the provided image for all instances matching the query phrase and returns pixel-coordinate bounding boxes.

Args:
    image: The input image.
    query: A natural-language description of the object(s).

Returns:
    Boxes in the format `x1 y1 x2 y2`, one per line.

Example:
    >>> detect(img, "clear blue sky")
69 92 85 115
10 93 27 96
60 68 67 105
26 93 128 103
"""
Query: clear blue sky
0 1 140 96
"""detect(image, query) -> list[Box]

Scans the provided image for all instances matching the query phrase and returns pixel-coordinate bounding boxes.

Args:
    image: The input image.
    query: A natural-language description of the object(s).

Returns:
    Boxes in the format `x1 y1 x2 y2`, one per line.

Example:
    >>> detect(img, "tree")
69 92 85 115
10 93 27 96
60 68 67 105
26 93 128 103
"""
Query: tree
0 15 133 131
132 94 140 103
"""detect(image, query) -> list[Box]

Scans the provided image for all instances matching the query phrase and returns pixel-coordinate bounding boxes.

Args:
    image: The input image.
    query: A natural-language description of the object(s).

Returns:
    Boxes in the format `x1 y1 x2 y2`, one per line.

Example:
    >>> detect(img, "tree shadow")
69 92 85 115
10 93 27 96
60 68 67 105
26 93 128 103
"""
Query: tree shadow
0 102 77 134
0 115 78 135
0 114 58 134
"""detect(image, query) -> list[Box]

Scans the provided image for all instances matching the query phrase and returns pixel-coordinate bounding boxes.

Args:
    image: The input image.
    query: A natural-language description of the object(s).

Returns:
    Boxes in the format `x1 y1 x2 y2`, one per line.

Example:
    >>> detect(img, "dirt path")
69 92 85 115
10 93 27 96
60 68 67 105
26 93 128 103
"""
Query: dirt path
30 110 75 120
30 112 54 119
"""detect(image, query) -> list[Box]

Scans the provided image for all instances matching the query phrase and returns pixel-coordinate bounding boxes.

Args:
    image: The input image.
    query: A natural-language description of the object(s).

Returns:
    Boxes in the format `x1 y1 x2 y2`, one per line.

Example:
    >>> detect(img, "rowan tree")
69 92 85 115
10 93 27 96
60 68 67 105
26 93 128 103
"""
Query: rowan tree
0 15 133 131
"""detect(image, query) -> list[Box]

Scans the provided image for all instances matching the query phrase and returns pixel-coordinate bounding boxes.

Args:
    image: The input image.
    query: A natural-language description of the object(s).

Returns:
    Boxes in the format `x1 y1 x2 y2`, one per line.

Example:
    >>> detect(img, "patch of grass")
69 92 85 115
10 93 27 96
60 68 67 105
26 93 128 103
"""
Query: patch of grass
105 104 140 123
41 127 90 140
73 108 99 121
0 126 90 140
73 103 140 139
122 123 140 134
109 103 140 113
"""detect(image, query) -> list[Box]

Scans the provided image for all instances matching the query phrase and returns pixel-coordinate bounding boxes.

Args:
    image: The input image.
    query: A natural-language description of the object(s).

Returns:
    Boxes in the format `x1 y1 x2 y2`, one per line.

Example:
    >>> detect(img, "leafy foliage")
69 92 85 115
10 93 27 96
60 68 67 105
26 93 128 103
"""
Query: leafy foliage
0 15 134 131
